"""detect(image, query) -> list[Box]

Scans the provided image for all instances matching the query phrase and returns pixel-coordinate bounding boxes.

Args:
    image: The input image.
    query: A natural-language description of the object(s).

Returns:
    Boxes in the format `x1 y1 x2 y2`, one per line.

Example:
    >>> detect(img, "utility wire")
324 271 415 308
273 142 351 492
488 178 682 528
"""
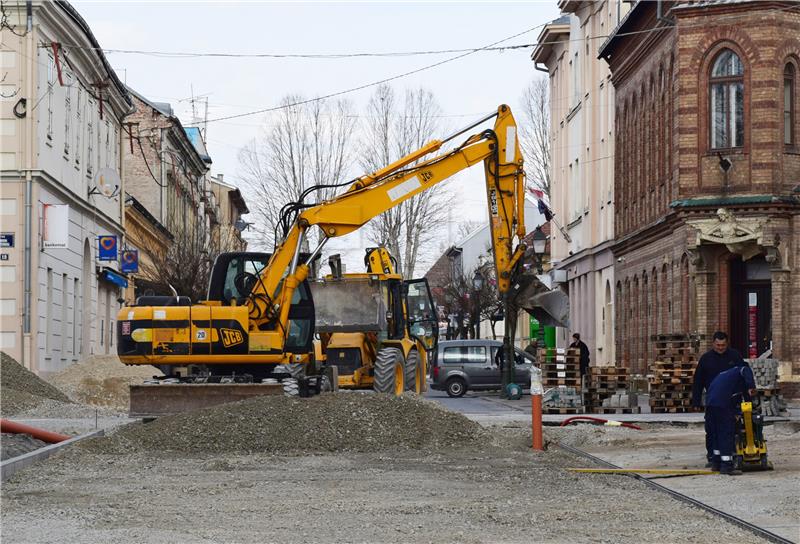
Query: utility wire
193 22 548 125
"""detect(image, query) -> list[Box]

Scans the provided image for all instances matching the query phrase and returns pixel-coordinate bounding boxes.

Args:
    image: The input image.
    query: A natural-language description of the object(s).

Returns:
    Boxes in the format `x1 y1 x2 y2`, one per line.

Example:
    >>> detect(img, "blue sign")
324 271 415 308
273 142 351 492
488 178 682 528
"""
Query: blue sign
98 235 118 261
120 250 139 273
100 268 128 288
0 233 13 248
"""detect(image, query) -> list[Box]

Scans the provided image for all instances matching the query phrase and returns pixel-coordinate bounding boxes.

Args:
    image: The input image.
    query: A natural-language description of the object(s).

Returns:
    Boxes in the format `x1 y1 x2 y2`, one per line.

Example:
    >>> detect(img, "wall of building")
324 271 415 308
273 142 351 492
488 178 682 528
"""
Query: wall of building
0 1 130 373
603 1 800 390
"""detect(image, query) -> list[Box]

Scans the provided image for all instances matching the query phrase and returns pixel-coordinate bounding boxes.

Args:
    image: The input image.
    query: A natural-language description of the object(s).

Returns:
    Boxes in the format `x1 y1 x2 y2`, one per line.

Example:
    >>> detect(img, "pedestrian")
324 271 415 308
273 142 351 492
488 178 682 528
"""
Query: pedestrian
691 331 746 467
705 364 757 475
569 333 590 378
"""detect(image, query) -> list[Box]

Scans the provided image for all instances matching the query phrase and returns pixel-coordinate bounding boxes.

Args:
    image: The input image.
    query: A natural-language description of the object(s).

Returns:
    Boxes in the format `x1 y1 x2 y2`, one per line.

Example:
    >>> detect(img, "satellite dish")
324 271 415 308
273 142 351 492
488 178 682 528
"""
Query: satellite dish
93 168 121 198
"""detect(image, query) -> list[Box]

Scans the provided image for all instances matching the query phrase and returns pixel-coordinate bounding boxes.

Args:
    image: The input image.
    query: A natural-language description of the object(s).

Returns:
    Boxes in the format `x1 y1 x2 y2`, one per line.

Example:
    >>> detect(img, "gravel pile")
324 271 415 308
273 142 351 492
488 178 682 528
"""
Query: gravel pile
1 352 72 416
1 433 48 461
47 355 161 412
83 392 487 455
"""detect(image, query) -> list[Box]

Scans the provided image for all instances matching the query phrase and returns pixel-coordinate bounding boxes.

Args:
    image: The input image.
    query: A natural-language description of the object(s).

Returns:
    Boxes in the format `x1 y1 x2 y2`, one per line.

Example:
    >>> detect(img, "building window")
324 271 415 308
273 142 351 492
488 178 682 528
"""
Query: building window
64 78 71 156
785 63 796 145
710 49 744 149
87 101 94 177
46 54 54 140
75 88 82 165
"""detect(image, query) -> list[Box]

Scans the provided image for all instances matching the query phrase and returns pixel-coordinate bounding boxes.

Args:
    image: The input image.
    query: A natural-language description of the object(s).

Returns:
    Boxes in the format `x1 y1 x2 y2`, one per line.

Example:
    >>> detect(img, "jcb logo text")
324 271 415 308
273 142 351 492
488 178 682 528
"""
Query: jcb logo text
220 328 244 348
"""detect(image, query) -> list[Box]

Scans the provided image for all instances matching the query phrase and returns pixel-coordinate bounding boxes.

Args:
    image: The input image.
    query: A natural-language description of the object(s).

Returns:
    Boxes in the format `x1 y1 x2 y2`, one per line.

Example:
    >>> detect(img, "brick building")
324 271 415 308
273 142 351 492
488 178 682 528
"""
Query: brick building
599 0 800 394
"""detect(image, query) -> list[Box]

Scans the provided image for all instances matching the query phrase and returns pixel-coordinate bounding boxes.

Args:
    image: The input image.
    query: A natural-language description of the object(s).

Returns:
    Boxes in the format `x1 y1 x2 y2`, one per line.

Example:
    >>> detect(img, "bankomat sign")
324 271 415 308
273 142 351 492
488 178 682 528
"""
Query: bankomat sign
42 204 69 249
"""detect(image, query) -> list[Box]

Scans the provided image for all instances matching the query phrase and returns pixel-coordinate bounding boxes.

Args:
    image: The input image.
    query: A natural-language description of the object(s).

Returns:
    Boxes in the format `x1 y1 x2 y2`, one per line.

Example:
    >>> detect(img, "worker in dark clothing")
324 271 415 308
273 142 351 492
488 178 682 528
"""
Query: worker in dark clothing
569 333 590 379
706 364 757 475
691 331 747 466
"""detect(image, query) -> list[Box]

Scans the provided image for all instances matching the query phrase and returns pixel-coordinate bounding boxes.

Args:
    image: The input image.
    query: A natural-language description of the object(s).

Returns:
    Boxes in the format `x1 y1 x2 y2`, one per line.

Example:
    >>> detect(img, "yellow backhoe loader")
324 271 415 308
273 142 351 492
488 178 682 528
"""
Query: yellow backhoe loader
314 247 435 395
117 105 569 415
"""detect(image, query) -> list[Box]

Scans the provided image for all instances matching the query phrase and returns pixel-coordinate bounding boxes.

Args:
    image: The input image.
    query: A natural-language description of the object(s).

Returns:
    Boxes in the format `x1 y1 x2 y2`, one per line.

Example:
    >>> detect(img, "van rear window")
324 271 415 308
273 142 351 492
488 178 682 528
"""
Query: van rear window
443 346 486 364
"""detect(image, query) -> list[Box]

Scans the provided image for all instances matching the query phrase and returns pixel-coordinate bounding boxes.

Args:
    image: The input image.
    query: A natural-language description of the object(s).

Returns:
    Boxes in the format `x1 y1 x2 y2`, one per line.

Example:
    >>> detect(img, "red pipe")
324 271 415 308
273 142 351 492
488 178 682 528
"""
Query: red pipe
0 419 71 443
559 415 642 431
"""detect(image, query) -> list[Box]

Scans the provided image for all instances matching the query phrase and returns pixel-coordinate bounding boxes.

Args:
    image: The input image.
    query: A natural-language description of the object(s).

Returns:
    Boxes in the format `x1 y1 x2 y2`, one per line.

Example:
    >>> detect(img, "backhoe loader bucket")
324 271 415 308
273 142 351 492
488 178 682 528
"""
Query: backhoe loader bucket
511 272 570 329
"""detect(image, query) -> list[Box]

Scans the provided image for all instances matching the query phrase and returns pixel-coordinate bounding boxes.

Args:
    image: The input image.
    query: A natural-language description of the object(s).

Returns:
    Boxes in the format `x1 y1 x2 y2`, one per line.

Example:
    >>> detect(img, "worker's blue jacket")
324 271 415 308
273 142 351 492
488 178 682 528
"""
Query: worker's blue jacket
706 364 756 409
691 348 745 406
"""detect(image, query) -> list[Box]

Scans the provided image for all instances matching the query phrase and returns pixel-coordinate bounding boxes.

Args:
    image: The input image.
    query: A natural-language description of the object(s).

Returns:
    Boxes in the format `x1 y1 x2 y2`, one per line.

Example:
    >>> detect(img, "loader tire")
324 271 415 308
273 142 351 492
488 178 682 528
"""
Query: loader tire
373 347 405 395
281 363 306 379
404 349 422 394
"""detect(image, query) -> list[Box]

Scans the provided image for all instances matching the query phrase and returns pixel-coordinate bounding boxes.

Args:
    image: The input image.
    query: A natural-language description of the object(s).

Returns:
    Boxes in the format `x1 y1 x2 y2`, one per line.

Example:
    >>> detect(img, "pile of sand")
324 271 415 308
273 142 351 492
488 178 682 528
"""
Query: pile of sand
47 355 162 412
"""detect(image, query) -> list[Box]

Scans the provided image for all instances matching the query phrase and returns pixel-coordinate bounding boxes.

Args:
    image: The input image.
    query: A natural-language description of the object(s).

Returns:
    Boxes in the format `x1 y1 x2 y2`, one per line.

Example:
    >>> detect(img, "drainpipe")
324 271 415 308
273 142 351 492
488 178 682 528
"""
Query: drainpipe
22 1 34 369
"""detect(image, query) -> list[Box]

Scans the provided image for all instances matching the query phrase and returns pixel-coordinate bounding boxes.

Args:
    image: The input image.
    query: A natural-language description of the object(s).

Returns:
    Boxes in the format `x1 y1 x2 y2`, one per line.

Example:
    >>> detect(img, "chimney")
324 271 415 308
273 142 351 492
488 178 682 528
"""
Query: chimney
217 174 224 183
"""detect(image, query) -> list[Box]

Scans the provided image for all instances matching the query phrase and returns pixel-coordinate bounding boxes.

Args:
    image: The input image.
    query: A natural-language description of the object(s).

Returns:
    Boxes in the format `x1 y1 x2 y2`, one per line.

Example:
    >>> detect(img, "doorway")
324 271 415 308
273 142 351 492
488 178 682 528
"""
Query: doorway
729 256 771 358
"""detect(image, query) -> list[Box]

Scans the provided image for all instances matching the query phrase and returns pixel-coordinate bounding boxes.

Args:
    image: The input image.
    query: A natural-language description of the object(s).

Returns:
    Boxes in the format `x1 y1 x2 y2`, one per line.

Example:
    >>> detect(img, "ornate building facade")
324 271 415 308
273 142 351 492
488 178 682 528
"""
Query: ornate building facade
600 0 800 394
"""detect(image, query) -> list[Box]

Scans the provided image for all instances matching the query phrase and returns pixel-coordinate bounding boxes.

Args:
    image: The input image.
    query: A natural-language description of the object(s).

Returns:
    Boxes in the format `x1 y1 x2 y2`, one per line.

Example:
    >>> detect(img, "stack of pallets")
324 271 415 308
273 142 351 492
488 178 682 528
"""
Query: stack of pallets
541 348 583 414
648 334 702 413
584 367 640 414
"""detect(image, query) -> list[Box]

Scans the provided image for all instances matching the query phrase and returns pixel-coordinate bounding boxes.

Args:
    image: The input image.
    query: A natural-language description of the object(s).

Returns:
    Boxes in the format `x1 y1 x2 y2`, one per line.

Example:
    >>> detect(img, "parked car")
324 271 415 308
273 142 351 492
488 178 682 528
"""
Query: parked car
429 339 535 397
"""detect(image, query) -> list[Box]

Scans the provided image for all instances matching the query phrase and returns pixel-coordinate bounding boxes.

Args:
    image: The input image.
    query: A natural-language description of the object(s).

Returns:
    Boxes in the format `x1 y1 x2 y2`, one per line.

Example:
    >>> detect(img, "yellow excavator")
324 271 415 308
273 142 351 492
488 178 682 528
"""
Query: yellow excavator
314 247 435 395
117 105 569 415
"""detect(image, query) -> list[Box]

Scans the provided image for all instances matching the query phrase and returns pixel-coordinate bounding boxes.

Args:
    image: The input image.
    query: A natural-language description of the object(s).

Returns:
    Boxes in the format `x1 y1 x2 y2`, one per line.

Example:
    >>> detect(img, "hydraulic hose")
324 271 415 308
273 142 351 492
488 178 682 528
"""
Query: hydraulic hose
559 416 642 431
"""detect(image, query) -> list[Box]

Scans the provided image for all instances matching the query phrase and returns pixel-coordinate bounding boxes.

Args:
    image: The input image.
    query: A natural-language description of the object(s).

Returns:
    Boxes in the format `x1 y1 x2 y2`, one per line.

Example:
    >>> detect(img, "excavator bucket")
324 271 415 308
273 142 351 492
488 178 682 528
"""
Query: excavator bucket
511 272 570 329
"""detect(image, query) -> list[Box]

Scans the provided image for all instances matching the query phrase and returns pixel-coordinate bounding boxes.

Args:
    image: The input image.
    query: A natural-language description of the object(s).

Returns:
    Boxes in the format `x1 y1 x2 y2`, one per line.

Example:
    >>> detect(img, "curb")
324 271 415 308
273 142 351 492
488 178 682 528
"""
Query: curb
1 429 104 482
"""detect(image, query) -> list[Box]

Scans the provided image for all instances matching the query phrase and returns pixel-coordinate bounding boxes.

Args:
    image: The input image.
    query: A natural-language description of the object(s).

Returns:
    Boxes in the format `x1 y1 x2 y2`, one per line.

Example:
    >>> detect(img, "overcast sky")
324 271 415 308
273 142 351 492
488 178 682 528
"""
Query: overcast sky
75 1 560 273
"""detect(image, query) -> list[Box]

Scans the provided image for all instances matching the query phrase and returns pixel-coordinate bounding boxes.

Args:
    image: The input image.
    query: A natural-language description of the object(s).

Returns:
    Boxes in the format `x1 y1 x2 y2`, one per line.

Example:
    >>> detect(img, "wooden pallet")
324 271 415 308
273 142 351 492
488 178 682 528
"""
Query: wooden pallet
591 407 641 414
543 406 583 414
543 379 581 387
651 407 692 413
588 367 628 375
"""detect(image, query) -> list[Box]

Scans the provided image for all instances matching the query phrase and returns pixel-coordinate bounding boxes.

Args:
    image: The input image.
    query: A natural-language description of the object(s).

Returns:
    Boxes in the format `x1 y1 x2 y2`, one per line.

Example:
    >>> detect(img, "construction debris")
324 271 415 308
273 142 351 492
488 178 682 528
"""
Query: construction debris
81 392 487 455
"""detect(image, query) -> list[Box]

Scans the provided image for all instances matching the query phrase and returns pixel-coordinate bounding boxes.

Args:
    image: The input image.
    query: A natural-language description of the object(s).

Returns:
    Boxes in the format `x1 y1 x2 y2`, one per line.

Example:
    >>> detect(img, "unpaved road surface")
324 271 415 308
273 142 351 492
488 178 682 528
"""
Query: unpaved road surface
2 429 768 544
563 421 800 542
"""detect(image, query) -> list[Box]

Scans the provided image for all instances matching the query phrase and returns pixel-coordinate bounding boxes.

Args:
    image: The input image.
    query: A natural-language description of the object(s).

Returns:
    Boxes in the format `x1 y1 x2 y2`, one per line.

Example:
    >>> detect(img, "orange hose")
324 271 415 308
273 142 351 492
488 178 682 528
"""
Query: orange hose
1 419 71 443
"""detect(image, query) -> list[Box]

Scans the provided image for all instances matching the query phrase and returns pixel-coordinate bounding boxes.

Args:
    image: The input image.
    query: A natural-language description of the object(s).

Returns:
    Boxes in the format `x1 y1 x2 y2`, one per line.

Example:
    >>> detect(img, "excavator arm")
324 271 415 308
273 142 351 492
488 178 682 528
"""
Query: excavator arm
251 105 527 348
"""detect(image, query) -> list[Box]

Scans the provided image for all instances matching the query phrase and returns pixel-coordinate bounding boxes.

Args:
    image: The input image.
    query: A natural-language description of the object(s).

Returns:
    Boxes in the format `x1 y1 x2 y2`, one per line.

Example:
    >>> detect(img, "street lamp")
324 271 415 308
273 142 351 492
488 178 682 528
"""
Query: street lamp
532 226 547 273
471 269 484 339
532 226 547 254
472 270 484 290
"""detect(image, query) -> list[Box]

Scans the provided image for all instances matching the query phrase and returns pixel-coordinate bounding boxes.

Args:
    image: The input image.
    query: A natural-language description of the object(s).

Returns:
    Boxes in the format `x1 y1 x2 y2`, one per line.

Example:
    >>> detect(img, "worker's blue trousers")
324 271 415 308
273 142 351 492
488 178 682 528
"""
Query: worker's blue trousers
705 406 736 465
703 412 714 461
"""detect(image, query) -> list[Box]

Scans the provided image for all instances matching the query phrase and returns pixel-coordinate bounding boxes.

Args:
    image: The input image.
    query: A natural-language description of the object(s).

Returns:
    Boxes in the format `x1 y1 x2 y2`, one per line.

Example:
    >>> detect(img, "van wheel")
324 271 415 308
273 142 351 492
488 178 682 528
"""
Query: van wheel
446 377 467 398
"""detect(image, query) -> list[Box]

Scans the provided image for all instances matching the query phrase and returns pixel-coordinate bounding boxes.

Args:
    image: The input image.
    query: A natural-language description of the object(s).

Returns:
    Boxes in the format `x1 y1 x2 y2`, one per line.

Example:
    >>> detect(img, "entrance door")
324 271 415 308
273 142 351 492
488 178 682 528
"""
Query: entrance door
729 257 771 357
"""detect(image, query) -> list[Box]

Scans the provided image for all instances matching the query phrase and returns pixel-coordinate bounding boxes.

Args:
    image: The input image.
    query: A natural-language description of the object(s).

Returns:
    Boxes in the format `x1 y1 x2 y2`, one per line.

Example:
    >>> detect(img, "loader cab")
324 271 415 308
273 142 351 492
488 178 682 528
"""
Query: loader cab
403 278 438 353
207 251 315 352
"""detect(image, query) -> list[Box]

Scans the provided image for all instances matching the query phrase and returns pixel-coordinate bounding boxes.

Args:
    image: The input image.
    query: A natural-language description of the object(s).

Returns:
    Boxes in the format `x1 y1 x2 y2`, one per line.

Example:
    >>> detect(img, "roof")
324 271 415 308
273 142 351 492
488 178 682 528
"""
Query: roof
228 187 249 215
531 15 572 65
124 193 173 240
54 1 132 109
127 86 211 171
670 195 800 208
184 127 212 164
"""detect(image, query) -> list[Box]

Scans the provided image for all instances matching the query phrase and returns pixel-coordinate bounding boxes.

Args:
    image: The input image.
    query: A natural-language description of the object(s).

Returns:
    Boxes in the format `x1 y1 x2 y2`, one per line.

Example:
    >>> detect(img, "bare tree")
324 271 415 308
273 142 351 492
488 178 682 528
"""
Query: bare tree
456 220 482 241
359 84 450 278
237 95 356 251
519 77 551 200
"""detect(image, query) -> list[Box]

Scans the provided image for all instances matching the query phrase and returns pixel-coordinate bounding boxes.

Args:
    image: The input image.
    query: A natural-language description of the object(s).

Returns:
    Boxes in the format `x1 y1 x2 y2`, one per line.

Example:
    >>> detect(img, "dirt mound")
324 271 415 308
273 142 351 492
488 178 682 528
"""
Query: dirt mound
1 433 48 461
47 355 162 412
83 392 486 455
1 352 72 416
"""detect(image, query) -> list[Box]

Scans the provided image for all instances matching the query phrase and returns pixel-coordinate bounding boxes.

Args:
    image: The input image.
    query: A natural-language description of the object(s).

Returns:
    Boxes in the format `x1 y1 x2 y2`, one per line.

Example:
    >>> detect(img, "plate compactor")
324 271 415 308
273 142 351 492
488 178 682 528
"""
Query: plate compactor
734 400 773 472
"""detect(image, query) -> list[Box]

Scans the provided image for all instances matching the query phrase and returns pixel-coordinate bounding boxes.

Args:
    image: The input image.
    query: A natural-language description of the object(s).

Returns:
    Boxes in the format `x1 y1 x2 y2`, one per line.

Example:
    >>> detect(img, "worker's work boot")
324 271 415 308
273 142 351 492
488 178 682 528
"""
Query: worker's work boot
719 463 741 476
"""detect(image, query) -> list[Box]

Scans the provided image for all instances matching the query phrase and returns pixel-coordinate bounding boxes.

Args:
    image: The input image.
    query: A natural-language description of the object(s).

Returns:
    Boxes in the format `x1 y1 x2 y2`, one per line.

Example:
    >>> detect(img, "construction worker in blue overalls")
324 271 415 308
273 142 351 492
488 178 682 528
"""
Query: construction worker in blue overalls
691 331 746 467
705 363 757 475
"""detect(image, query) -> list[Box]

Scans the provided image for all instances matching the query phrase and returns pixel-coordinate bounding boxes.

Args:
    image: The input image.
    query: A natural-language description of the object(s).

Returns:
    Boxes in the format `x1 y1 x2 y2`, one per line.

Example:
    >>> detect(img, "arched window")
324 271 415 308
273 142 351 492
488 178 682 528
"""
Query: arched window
710 49 744 149
785 63 796 145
